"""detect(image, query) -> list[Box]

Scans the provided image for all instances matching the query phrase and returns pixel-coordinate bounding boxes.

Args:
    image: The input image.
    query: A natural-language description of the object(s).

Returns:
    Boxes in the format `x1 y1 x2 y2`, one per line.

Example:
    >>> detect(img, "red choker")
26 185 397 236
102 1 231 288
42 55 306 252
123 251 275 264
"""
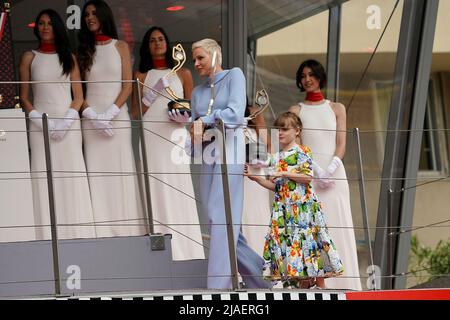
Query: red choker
152 58 168 69
95 34 112 42
305 91 325 102
39 42 56 53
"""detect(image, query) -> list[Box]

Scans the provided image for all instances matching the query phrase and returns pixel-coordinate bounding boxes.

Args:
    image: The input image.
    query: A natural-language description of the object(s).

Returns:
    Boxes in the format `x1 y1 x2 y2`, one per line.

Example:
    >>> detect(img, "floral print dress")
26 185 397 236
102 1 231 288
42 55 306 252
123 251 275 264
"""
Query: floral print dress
263 145 344 286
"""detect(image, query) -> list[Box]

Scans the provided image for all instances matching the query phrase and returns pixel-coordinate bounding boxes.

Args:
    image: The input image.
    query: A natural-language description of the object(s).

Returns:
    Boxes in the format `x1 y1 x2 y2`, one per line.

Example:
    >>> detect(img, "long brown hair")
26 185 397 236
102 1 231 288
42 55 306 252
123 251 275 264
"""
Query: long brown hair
138 26 175 73
34 9 74 76
77 0 118 77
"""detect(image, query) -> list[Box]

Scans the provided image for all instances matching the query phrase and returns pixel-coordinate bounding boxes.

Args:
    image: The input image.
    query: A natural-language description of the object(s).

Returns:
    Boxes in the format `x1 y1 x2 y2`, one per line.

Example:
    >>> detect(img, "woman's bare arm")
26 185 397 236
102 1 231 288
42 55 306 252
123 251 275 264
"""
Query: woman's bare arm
114 40 133 107
18 51 35 113
130 71 147 119
331 102 347 159
69 55 83 111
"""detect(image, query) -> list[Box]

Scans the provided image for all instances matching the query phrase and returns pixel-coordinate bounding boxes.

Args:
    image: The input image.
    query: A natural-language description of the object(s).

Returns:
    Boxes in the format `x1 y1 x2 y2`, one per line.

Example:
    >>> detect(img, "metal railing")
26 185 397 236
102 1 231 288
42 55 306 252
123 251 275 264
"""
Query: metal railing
0 78 449 296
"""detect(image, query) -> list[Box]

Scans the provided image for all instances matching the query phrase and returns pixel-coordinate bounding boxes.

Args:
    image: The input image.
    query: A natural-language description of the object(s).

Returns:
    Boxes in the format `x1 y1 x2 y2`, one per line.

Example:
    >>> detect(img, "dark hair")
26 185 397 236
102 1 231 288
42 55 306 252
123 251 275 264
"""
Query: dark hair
295 59 327 92
77 0 118 76
138 26 175 73
244 96 257 127
273 111 303 130
34 9 73 76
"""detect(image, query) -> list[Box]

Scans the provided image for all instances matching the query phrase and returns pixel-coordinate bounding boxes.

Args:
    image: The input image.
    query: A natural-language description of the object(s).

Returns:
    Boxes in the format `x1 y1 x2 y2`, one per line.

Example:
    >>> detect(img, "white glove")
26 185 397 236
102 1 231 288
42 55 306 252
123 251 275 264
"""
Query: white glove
142 76 169 106
29 109 56 131
81 107 97 120
317 156 342 189
326 156 342 176
95 112 114 137
50 108 79 141
168 109 191 123
98 103 121 121
311 160 332 188
311 160 326 178
82 107 114 137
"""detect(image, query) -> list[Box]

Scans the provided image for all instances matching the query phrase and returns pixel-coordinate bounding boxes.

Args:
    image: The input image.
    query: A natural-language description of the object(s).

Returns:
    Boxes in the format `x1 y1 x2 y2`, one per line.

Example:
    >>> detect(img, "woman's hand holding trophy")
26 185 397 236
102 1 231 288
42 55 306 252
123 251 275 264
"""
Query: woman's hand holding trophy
166 44 192 117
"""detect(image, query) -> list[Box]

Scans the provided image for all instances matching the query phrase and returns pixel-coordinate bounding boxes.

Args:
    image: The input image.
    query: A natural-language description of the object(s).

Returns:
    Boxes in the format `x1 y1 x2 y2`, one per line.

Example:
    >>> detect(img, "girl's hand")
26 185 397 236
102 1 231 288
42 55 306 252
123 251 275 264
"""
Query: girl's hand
271 171 285 179
244 163 260 181
270 171 287 183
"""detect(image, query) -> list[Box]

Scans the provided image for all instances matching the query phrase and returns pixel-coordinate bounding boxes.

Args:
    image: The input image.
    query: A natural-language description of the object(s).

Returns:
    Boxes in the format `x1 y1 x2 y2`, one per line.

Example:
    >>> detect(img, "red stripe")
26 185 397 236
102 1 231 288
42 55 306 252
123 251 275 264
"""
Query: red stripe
346 289 450 300
0 12 7 42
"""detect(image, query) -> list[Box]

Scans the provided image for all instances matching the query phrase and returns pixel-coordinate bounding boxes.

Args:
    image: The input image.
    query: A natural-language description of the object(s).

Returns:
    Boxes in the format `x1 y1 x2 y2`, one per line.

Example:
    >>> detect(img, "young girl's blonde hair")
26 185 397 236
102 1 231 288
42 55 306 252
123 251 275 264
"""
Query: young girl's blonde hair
274 112 303 131
274 112 303 144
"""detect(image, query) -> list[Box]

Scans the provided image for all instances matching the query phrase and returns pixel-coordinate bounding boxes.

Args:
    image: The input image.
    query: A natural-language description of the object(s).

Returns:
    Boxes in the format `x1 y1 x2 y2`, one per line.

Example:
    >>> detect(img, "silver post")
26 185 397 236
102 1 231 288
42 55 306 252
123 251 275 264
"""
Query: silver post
42 113 61 295
136 79 154 234
217 120 240 290
387 188 395 289
353 128 375 289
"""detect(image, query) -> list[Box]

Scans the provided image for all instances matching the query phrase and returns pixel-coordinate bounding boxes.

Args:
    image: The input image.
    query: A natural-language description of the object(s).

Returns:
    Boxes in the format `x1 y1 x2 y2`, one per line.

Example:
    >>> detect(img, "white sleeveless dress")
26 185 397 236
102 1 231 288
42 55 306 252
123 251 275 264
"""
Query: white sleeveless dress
30 50 96 239
298 100 362 290
83 40 146 237
242 127 271 256
141 69 204 260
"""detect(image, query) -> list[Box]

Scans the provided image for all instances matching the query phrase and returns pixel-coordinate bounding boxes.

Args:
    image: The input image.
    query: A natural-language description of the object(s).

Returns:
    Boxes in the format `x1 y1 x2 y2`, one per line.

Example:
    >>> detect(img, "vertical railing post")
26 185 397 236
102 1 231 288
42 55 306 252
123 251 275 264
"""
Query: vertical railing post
217 120 240 290
387 188 395 289
353 128 375 289
42 113 61 295
136 79 154 234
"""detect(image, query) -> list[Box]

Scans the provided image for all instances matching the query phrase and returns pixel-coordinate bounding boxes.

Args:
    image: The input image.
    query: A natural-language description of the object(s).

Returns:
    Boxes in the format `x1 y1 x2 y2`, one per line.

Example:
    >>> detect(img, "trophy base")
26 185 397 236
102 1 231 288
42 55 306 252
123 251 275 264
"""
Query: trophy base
168 99 191 117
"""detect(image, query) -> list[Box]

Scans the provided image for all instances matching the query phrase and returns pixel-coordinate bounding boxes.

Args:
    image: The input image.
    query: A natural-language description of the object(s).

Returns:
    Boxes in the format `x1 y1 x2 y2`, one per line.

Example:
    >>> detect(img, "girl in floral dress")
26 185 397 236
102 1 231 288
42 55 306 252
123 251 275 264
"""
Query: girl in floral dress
246 112 343 288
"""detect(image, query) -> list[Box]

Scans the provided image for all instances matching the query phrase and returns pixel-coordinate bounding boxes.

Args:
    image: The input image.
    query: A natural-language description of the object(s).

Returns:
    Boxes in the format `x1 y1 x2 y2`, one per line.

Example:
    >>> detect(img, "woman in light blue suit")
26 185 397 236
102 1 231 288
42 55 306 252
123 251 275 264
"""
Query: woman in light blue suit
186 38 270 289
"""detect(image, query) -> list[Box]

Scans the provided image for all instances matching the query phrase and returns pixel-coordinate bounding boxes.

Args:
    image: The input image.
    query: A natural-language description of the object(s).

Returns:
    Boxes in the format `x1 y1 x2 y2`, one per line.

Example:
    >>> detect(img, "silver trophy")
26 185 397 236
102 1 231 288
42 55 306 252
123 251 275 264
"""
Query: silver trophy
245 89 270 165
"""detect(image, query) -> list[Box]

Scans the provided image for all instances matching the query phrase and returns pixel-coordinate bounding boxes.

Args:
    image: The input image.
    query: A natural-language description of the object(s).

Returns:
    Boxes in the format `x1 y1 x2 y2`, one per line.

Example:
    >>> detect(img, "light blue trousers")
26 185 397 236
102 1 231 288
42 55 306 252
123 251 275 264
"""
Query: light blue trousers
201 161 271 289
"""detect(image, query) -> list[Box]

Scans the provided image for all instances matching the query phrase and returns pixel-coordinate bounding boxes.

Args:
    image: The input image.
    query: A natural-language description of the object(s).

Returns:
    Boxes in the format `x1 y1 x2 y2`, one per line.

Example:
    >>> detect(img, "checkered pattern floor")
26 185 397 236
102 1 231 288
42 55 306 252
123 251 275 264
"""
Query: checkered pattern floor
51 291 347 301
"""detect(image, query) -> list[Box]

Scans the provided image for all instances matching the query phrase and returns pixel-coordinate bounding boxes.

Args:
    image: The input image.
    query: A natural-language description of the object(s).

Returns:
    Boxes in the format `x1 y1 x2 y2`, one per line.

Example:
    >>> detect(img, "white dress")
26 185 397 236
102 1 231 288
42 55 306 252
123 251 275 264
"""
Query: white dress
141 68 204 260
29 50 96 239
242 127 271 256
298 100 362 291
83 40 146 237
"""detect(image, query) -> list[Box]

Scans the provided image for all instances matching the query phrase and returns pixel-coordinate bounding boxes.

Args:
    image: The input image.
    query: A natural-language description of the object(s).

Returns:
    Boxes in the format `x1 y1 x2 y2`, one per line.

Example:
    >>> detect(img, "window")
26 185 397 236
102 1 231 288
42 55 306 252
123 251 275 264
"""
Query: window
419 76 449 174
